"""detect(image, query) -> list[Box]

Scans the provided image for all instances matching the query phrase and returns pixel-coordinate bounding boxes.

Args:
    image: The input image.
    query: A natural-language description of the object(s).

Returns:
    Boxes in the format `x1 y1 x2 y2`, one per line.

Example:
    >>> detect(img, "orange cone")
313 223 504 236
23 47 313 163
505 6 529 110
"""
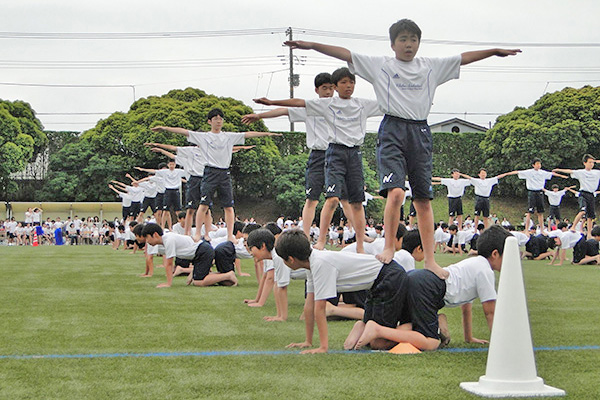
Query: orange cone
389 342 421 354
32 232 39 247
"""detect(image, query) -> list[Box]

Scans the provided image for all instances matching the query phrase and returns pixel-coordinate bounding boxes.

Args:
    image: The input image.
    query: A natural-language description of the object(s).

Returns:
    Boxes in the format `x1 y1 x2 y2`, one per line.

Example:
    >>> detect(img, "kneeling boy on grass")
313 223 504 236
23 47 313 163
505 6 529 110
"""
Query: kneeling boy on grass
275 229 410 354
352 225 511 351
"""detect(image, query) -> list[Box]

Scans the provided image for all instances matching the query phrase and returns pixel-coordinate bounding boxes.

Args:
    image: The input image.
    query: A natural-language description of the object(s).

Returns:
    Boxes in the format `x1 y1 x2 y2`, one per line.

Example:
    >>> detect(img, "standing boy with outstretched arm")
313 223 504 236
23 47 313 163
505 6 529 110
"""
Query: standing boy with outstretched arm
253 67 381 254
242 73 358 239
543 184 574 225
503 158 567 230
284 18 520 278
432 169 471 228
460 169 511 229
554 154 600 238
152 108 281 244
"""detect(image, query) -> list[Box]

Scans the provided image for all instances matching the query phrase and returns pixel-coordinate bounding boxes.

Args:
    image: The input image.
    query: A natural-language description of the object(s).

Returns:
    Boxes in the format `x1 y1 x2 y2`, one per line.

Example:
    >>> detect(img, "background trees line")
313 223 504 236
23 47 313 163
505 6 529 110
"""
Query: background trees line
2 85 600 220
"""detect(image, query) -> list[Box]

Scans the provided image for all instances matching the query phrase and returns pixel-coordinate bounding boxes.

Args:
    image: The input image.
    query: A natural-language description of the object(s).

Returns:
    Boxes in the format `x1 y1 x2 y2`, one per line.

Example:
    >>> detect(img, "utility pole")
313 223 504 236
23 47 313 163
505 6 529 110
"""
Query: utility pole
286 27 298 132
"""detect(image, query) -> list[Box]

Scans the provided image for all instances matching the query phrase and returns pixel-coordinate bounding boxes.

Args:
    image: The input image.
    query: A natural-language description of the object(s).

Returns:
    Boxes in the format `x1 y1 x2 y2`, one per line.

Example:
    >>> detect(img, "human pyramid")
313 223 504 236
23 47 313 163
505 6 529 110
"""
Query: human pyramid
107 19 534 353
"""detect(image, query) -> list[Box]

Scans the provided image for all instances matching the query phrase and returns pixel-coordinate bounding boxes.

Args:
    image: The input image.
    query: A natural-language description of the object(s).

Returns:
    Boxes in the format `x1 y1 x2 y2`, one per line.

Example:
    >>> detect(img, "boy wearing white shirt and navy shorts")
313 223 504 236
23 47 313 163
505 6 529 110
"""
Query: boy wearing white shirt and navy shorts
432 169 471 228
282 19 520 280
152 108 281 244
254 68 382 254
460 169 510 229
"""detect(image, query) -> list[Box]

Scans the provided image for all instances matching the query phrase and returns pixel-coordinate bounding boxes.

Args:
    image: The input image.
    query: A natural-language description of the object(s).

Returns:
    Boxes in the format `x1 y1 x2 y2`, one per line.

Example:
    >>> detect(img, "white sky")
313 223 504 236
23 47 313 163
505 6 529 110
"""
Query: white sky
1 0 599 134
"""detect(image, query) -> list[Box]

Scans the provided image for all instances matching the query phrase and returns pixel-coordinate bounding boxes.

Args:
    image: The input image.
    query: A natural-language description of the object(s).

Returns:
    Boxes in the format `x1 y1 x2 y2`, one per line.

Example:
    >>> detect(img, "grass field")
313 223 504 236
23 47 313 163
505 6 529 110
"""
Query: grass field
1 245 599 399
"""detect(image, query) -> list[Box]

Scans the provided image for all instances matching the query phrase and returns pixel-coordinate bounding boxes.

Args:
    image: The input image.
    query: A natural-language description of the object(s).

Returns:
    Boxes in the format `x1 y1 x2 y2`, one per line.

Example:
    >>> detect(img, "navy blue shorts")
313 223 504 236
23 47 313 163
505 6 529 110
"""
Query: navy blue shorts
185 175 203 210
154 193 165 212
324 144 364 203
305 150 326 201
527 190 544 214
362 261 409 328
200 167 234 208
448 197 463 216
579 191 596 219
376 115 433 199
548 205 561 220
122 206 130 220
191 241 216 281
129 202 141 217
406 269 447 340
163 189 181 211
214 241 236 273
141 197 157 214
474 195 490 218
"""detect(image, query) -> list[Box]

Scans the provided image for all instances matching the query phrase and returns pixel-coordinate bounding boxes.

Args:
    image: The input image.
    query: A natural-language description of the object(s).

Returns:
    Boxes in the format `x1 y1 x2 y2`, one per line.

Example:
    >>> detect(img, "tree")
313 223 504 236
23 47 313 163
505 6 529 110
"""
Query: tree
0 100 47 200
480 86 600 196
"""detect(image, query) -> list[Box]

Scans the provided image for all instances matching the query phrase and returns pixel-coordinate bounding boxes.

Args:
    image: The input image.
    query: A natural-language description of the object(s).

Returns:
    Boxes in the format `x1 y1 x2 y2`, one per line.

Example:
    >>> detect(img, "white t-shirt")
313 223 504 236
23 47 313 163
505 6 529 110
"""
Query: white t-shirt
173 154 192 180
305 97 381 147
177 146 206 177
544 189 566 206
139 181 157 198
187 130 245 169
362 192 374 207
32 211 42 223
171 222 185 235
440 178 471 198
548 230 583 249
155 168 187 190
341 237 385 255
162 232 201 260
517 169 553 191
349 53 461 120
24 212 33 224
510 231 530 247
470 177 499 197
118 192 133 207
305 250 383 301
149 174 166 194
147 243 165 256
287 108 330 151
210 237 252 259
443 256 497 307
392 249 416 272
127 185 145 203
571 169 600 193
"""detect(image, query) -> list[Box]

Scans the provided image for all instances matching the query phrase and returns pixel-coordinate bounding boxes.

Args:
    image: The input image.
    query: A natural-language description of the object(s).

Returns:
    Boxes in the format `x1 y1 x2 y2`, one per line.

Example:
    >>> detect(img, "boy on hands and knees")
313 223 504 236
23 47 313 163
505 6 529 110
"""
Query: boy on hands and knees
275 229 410 354
353 225 511 351
254 67 381 254
554 154 600 238
152 108 281 244
284 19 519 276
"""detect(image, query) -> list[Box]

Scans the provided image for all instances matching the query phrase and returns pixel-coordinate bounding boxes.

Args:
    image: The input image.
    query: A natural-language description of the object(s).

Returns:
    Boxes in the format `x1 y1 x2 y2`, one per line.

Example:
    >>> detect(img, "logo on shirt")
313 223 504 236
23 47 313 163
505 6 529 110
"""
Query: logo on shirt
382 173 394 184
392 73 400 79
336 110 343 115
326 184 336 193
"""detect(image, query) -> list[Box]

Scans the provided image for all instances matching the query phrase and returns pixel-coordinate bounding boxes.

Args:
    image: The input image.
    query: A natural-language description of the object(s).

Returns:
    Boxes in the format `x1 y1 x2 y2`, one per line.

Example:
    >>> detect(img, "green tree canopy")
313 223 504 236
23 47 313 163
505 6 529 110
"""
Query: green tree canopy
480 85 600 195
0 99 46 199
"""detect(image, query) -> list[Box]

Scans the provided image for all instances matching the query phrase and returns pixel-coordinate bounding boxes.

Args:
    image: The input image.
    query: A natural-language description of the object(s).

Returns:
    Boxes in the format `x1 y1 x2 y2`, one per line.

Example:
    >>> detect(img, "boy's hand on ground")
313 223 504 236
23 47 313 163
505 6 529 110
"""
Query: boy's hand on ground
286 341 312 349
253 97 272 106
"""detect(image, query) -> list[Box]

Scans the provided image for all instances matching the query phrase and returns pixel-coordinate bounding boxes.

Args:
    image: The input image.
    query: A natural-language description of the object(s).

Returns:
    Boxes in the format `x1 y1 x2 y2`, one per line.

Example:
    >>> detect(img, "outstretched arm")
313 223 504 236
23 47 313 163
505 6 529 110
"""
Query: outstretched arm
241 108 289 125
253 97 306 108
150 126 190 137
111 180 128 188
495 172 512 179
232 145 256 153
144 142 177 152
552 168 573 175
566 187 579 195
458 172 474 180
461 49 521 66
108 184 124 194
134 166 157 174
551 171 569 179
284 40 352 63
244 131 283 139
150 147 176 159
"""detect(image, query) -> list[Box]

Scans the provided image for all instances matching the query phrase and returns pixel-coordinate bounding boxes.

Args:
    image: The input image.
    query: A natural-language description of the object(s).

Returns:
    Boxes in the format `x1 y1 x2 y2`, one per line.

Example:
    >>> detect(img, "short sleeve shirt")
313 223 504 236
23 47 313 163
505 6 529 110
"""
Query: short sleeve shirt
470 177 499 197
544 189 566 206
440 178 471 198
155 168 187 189
571 169 600 193
287 108 331 150
305 97 381 147
348 53 461 120
177 146 206 177
517 169 553 190
443 256 497 307
187 131 245 169
162 232 201 260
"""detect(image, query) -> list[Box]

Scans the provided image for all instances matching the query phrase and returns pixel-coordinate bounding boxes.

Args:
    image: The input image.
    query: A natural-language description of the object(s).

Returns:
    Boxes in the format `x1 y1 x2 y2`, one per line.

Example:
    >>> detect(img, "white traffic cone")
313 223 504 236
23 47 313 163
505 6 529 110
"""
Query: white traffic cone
460 236 565 397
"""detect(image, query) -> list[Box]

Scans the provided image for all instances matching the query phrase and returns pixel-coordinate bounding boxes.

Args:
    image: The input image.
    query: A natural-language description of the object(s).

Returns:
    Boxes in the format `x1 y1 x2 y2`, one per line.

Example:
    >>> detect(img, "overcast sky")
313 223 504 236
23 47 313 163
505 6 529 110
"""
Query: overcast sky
2 0 599 134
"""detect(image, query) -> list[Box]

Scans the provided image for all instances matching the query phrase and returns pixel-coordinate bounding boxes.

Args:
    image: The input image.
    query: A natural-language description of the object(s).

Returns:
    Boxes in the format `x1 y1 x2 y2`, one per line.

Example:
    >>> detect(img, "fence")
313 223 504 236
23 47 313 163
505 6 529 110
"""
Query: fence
1 202 137 222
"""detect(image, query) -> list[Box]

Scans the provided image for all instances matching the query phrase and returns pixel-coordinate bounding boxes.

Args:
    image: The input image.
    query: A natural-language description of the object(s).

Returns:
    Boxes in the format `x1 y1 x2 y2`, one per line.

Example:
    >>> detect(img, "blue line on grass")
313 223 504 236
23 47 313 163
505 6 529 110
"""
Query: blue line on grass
0 346 598 360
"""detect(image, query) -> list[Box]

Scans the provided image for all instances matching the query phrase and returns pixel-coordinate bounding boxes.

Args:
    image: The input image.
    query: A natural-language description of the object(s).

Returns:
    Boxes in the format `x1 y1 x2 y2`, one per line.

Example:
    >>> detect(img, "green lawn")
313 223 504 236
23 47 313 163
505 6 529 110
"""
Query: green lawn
0 245 598 399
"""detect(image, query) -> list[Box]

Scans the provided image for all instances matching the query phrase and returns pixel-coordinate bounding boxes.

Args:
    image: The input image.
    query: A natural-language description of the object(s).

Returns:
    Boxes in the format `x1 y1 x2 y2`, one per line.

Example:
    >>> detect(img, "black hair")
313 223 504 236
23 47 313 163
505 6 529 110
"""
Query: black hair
375 225 383 231
582 154 595 163
158 162 167 169
448 224 458 232
451 168 460 174
389 19 422 43
479 168 487 174
242 223 262 235
591 226 600 237
117 225 125 232
402 230 422 254
132 223 145 237
477 225 512 258
207 108 224 121
557 222 568 230
275 229 312 261
331 67 355 85
247 228 276 252
477 223 485 231
314 72 332 88
264 222 282 236
531 157 541 165
546 236 558 249
395 223 407 240
552 184 559 190
233 221 245 235
505 224 515 231
441 222 449 229
142 223 163 237
129 221 138 228
177 211 186 219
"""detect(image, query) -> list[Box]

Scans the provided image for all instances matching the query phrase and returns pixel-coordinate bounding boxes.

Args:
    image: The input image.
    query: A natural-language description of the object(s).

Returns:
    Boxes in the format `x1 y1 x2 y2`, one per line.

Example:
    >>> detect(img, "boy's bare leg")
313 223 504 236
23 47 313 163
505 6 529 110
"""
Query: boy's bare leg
524 213 532 233
326 302 364 320
537 213 544 230
184 208 195 236
193 204 210 242
413 198 449 279
190 270 238 287
344 320 366 350
140 252 154 277
223 207 236 243
356 320 440 351
587 218 593 239
438 313 451 347
235 258 250 277
377 187 404 264
350 202 366 253
339 199 356 232
473 215 479 229
173 265 192 277
301 199 319 237
457 215 463 229
314 197 339 250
